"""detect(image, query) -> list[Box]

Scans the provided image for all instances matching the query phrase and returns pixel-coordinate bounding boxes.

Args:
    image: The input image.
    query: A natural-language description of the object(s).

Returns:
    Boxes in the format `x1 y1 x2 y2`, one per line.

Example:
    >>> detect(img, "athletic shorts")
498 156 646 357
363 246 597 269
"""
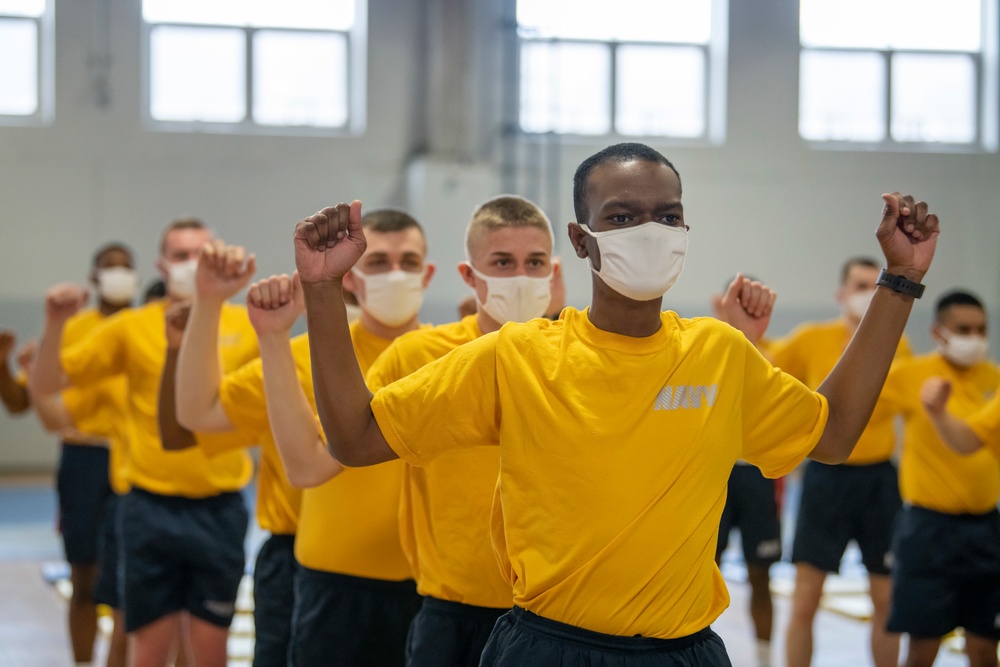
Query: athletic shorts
119 488 248 632
887 505 1000 639
290 566 421 667
252 533 297 667
56 443 113 565
92 493 121 608
717 464 782 567
405 596 508 667
480 606 732 667
791 460 901 575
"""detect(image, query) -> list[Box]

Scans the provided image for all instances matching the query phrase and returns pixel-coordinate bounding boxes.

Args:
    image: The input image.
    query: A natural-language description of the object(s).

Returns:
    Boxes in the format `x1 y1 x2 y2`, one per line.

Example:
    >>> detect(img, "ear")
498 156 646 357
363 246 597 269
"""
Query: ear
154 257 168 281
342 270 360 297
929 322 947 346
89 269 99 287
421 262 436 289
457 262 476 290
566 223 590 259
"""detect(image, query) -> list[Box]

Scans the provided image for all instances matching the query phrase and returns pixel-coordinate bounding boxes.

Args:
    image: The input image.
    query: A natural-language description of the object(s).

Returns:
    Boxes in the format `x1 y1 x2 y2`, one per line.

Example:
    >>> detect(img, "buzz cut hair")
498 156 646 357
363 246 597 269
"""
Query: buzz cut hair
361 208 425 236
573 142 681 226
465 195 553 259
840 256 879 285
92 242 134 268
935 289 985 322
159 217 208 255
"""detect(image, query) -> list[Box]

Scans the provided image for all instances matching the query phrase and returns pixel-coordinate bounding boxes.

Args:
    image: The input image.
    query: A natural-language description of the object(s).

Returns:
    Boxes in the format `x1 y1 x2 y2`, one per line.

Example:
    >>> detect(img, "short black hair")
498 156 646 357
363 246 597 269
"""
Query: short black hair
143 279 167 303
92 242 134 268
361 208 425 236
572 143 681 226
840 257 879 285
936 290 985 322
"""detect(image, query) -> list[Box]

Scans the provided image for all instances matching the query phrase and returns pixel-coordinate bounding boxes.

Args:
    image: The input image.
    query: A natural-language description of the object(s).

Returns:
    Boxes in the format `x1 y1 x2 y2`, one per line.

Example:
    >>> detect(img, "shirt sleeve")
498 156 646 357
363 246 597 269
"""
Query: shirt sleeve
61 317 127 387
365 342 405 393
968 387 1000 458
740 340 829 478
370 333 500 467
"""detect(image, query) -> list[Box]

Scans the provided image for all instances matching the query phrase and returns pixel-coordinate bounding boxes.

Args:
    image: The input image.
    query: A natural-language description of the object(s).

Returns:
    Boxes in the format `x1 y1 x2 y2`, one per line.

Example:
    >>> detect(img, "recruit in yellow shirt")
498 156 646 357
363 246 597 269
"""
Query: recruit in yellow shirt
881 353 1000 514
770 319 911 464
366 314 511 609
61 300 259 498
294 320 412 581
371 307 828 639
59 308 131 494
969 385 1000 457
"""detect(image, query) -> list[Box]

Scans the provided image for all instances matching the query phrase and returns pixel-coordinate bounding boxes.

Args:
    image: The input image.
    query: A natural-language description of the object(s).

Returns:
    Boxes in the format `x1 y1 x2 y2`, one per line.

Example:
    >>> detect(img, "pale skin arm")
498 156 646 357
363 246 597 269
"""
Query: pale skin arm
919 377 984 455
712 275 777 346
30 284 89 396
294 201 397 467
175 241 256 433
159 301 197 450
18 340 81 437
808 193 939 464
0 331 30 414
248 273 342 487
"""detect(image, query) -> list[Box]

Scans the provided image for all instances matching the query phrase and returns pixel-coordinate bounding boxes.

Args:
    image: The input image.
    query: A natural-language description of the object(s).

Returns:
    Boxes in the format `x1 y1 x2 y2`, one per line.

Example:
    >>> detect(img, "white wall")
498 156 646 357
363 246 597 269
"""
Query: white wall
2 0 999 468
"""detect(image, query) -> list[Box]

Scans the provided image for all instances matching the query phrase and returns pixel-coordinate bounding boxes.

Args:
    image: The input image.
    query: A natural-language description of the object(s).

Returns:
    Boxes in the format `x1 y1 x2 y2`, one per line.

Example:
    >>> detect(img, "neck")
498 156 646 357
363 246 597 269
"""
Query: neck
475 308 502 334
98 300 125 317
587 276 663 337
360 311 419 340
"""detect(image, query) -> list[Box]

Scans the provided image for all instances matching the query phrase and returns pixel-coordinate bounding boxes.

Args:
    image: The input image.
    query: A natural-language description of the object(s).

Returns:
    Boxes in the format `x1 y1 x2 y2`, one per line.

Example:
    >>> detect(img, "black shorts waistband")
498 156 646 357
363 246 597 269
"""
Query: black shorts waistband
129 487 243 507
266 532 296 546
297 564 417 594
509 606 713 652
904 503 1000 522
422 595 510 620
811 459 895 472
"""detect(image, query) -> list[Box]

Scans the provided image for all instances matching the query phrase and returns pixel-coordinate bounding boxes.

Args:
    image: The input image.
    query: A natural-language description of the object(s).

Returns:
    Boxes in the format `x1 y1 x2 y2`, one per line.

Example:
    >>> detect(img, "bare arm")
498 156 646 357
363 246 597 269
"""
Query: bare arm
294 202 397 467
920 377 984 455
30 285 88 396
159 346 197 450
809 194 939 464
17 340 73 434
0 332 29 414
175 241 256 432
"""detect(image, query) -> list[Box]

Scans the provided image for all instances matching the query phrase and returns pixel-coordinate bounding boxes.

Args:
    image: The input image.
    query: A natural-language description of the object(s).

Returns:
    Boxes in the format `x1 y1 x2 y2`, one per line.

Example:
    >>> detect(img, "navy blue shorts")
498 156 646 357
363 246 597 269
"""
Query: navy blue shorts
56 443 113 565
480 606 732 666
888 505 1000 639
791 460 901 575
405 596 507 667
717 464 782 567
252 533 297 667
290 566 421 667
119 488 248 632
92 493 121 608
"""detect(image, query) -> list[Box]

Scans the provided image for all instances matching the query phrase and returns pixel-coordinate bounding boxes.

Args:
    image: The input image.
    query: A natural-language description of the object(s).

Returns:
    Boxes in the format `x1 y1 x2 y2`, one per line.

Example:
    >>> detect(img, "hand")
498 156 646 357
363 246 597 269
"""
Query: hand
545 258 566 318
195 240 257 303
164 300 192 350
876 193 939 282
247 272 305 336
920 377 952 416
45 284 89 325
712 274 776 345
15 341 37 374
293 201 367 285
0 330 16 361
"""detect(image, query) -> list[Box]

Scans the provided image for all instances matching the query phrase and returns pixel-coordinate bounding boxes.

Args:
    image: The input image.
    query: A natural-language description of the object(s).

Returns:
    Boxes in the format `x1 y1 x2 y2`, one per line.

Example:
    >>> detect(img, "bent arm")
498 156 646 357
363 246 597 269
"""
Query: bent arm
30 321 71 396
927 410 984 455
0 362 30 414
176 297 234 432
259 333 342 488
159 349 197 450
302 281 396 467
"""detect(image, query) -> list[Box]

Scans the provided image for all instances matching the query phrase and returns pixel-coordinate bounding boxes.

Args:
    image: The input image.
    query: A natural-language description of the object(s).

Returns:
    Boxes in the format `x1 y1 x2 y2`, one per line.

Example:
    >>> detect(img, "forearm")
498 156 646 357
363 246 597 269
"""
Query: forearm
259 334 342 488
176 297 227 430
159 349 197 450
811 284 914 463
0 363 30 414
927 411 983 455
302 280 392 466
25 386 72 434
30 323 69 396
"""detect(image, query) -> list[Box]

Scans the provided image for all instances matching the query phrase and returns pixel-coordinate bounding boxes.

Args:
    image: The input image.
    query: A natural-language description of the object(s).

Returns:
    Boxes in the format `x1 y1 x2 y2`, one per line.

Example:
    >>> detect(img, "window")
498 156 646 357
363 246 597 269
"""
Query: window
0 0 53 124
142 0 366 134
799 0 998 149
515 0 728 143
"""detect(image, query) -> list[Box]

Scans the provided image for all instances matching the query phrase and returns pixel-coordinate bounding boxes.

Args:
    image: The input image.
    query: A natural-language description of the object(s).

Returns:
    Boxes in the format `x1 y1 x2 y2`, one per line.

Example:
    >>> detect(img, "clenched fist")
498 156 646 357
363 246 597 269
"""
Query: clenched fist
293 201 367 286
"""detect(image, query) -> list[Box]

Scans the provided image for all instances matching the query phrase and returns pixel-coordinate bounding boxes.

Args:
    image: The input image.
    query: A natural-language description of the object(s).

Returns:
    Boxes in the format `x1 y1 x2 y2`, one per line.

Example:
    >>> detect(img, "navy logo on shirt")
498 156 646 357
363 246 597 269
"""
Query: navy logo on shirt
654 384 718 411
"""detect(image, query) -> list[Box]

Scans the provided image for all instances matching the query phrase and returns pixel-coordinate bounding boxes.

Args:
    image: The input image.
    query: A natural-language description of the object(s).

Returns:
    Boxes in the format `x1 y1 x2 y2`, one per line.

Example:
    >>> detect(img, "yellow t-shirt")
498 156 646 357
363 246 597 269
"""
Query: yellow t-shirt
61 300 259 498
770 319 911 464
969 386 1000 458
294 320 412 581
203 334 314 535
881 353 1000 514
366 314 511 608
371 307 828 638
59 309 131 494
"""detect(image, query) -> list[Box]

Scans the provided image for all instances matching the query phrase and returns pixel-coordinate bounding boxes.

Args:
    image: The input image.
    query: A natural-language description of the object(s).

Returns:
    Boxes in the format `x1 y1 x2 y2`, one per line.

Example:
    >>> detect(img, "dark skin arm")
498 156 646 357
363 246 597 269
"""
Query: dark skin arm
158 302 197 450
0 330 30 414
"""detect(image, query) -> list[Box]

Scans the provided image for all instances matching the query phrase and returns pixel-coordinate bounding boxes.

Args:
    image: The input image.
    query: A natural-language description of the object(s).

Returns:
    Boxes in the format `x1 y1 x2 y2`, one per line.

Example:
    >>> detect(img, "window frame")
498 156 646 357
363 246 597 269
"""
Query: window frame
140 0 367 137
0 0 54 127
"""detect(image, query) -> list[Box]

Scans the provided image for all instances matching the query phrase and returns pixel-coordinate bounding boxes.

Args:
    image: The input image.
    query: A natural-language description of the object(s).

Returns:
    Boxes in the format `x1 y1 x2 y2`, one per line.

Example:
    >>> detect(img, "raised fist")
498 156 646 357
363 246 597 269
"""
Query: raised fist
920 377 952 417
876 193 940 283
15 340 37 374
247 272 305 336
712 274 776 345
195 240 256 303
293 201 367 286
0 330 16 361
45 284 89 325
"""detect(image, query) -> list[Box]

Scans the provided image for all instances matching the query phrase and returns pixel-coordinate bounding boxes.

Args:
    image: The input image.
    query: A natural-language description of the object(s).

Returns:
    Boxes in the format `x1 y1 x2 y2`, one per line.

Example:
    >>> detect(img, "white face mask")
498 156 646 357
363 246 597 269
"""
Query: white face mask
937 330 990 368
166 258 198 299
468 264 551 325
844 289 876 321
580 223 688 302
352 269 425 328
96 267 139 305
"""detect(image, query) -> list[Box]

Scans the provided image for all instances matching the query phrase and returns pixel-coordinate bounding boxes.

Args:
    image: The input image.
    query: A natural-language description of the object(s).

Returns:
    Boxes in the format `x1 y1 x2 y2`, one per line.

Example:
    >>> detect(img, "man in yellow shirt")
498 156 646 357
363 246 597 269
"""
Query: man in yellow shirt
31 219 259 667
177 210 434 667
774 257 911 667
292 142 940 665
881 291 1000 667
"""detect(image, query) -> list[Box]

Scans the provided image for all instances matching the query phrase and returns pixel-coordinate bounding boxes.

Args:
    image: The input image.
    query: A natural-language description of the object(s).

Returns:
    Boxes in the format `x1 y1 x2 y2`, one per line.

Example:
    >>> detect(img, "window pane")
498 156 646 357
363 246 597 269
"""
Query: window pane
144 0 353 29
519 41 610 134
800 0 890 49
517 0 711 44
616 45 704 137
0 19 37 115
888 0 980 51
149 26 245 122
0 0 44 17
892 53 976 143
801 0 981 51
800 50 885 141
144 0 248 27
253 31 347 127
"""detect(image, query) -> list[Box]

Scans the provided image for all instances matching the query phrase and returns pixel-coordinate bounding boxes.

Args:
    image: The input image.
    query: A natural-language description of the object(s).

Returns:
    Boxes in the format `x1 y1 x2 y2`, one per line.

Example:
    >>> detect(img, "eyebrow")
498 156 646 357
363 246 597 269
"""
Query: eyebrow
488 251 549 257
601 199 683 211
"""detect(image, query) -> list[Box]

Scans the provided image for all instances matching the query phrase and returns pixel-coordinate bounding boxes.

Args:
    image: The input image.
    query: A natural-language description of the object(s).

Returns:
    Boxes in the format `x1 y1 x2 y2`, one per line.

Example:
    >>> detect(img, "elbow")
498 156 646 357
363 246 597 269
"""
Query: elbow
286 466 336 489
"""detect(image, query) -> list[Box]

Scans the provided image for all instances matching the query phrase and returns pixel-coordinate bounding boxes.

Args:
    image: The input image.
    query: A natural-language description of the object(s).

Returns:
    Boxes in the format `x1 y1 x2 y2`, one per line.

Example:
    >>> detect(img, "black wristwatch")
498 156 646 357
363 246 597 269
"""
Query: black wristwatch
876 268 925 299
